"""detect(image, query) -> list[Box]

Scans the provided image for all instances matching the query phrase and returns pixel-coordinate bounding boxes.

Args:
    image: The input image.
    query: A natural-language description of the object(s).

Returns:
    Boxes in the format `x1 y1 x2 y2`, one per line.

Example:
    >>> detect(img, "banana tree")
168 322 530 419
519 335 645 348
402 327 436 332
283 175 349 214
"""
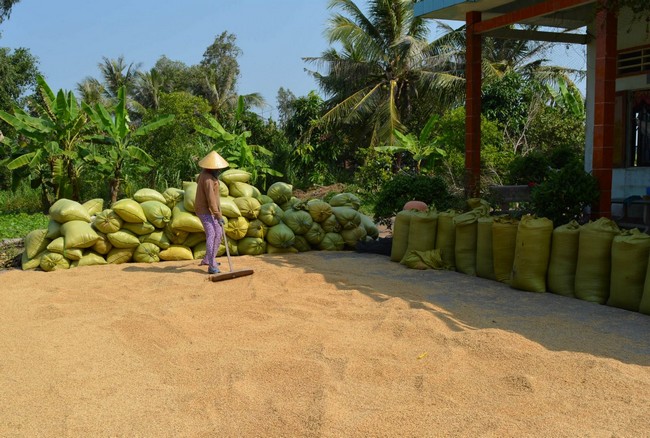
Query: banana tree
83 86 174 203
195 113 282 189
0 75 92 207
374 114 447 174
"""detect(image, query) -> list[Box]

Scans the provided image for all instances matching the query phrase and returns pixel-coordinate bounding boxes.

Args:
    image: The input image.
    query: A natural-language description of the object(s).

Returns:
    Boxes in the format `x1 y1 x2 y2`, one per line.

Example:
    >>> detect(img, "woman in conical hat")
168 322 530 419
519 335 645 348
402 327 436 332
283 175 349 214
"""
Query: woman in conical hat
194 151 229 274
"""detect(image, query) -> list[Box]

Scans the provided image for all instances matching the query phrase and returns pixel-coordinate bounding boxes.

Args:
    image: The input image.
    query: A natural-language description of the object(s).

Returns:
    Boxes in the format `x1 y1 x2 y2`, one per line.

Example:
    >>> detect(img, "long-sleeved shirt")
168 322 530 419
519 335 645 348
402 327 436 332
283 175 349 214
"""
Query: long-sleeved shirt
194 169 222 218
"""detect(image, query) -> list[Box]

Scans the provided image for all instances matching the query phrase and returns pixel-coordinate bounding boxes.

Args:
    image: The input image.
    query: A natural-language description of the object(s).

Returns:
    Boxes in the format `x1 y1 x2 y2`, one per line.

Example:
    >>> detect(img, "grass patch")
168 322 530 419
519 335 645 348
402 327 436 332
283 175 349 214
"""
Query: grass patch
0 213 49 240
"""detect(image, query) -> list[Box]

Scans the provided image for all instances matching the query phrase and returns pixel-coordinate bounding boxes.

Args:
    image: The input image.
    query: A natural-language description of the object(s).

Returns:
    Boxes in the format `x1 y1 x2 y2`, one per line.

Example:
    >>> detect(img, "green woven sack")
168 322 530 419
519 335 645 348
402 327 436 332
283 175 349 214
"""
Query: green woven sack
259 202 284 227
46 237 83 260
607 231 650 311
219 168 251 185
391 210 415 262
293 235 311 252
163 187 184 209
510 215 553 293
45 219 62 240
140 230 171 249
575 217 620 304
407 210 438 253
220 197 242 219
234 196 261 219
164 223 188 245
133 188 166 204
267 222 296 248
306 199 333 223
341 225 367 248
140 200 172 228
329 192 361 210
49 198 91 223
171 204 204 233
106 247 134 264
435 211 458 270
92 231 112 255
331 206 360 230
71 251 107 267
267 182 293 205
267 245 299 254
237 237 267 256
359 214 379 240
24 228 50 259
60 220 99 249
305 222 325 245
93 209 123 234
133 242 161 263
400 249 448 270
454 210 483 276
640 258 650 315
318 232 345 251
229 181 257 198
283 209 314 235
476 217 495 280
182 181 198 212
183 232 206 248
246 219 267 239
547 220 580 297
39 251 70 271
321 214 341 233
122 221 156 236
112 198 146 223
107 229 141 249
492 217 519 284
22 250 45 270
82 198 104 216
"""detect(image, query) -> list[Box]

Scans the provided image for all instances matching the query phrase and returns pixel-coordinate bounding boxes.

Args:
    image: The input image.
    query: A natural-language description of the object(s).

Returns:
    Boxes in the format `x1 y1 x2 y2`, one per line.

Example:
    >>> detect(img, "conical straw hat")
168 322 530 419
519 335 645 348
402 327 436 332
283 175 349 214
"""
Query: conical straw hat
198 151 229 169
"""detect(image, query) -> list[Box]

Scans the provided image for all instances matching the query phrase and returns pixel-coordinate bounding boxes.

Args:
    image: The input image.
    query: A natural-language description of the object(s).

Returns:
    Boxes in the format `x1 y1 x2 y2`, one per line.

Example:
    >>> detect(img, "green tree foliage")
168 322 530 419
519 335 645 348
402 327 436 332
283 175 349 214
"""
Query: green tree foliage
83 86 174 203
195 113 282 189
1 76 93 208
373 173 456 224
0 0 20 24
137 91 211 188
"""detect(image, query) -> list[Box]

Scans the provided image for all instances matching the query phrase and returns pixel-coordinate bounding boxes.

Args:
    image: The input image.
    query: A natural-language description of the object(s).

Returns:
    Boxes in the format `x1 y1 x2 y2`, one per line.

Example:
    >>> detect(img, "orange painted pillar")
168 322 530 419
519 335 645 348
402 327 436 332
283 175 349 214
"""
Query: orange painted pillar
592 1 617 218
465 11 482 198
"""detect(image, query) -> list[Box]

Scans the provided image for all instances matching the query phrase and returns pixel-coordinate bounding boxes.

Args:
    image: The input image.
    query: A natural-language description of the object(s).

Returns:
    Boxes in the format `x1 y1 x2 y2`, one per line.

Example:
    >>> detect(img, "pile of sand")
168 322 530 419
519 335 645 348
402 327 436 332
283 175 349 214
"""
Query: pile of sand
1 251 648 436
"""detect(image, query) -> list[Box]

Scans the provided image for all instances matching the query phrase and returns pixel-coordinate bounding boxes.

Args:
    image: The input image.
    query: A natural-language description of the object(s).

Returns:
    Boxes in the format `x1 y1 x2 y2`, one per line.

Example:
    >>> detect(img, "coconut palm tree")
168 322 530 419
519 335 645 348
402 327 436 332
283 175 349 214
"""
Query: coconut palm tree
306 0 448 146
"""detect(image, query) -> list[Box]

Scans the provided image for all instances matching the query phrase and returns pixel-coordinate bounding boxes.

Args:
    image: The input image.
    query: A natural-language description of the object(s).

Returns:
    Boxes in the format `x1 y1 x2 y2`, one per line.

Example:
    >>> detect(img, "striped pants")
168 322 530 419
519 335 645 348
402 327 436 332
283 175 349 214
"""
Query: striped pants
198 214 223 269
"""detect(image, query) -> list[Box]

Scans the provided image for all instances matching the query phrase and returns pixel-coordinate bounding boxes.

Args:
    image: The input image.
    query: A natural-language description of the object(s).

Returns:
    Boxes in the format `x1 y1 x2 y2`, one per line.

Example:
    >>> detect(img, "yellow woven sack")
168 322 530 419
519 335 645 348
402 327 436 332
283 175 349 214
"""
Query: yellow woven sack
476 217 495 280
91 231 112 255
220 196 242 219
122 221 156 236
139 230 171 249
510 215 553 293
454 210 483 276
21 250 45 270
225 216 249 240
159 244 193 261
492 216 519 284
575 217 620 304
547 220 580 297
607 230 650 311
46 237 83 260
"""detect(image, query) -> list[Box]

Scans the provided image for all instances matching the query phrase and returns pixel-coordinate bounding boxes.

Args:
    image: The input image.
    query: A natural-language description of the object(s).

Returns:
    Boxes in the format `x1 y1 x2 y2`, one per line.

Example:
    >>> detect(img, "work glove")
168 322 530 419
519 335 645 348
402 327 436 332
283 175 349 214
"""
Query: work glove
218 217 225 225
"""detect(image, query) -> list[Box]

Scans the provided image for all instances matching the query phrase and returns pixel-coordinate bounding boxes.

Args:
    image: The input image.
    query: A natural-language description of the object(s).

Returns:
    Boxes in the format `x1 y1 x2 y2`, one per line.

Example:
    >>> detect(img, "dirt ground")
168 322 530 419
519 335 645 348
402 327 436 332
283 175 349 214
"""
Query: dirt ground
1 251 649 437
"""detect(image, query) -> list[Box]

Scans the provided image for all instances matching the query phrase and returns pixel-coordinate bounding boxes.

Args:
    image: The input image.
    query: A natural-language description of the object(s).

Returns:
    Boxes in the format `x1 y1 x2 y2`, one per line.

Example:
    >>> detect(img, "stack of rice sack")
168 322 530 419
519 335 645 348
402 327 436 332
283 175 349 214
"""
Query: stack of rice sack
21 170 379 272
392 201 650 315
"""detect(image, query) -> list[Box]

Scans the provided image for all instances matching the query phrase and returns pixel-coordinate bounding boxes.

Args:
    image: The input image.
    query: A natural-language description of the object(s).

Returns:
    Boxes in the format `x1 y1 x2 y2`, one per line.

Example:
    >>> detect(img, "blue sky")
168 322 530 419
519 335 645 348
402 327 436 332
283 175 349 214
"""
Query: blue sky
0 1 584 119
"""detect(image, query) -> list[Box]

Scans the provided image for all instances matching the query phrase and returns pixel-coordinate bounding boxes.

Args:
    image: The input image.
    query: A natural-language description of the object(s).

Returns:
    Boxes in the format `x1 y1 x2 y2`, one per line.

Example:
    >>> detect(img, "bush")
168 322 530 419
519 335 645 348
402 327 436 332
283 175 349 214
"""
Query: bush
0 212 49 240
530 161 599 226
373 173 455 225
